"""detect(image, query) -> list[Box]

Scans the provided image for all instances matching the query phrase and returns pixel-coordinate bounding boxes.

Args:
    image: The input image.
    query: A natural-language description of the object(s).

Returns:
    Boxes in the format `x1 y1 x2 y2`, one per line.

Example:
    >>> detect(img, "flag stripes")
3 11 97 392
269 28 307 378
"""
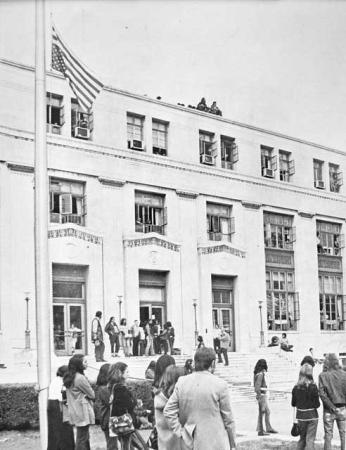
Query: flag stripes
51 25 103 111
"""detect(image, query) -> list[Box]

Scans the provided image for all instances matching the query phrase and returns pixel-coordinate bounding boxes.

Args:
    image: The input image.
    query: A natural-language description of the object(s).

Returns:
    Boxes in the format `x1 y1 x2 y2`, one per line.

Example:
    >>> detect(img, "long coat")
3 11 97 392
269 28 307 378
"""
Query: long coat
154 391 182 450
163 371 236 450
66 373 95 427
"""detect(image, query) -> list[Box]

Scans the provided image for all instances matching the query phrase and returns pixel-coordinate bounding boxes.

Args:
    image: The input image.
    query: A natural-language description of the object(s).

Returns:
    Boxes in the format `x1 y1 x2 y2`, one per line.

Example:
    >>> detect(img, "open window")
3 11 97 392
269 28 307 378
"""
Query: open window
261 145 277 178
221 136 238 170
200 131 217 165
127 113 144 151
71 99 93 140
279 150 295 182
152 119 168 156
313 159 325 189
329 163 343 193
207 202 234 242
135 191 166 235
46 92 64 134
50 178 86 226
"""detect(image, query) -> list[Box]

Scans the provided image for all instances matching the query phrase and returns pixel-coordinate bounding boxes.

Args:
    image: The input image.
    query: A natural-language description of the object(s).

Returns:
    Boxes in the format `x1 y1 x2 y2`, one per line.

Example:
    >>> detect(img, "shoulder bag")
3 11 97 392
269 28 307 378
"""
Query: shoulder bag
291 407 300 437
109 385 135 437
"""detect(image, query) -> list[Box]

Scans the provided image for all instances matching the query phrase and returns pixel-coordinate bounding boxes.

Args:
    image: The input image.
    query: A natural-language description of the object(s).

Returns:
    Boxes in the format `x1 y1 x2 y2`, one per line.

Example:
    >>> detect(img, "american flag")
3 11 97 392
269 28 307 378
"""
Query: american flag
51 25 103 111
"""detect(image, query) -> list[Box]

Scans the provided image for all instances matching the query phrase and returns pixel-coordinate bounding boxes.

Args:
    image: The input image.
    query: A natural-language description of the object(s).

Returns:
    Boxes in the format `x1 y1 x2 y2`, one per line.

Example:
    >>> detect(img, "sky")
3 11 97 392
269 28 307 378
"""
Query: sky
1 0 346 149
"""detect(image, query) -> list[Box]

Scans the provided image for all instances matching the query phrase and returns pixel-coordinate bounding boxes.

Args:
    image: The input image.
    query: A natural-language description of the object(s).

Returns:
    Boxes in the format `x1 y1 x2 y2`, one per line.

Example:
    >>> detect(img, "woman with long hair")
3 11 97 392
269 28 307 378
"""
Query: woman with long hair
152 354 176 392
154 365 183 450
94 363 111 448
105 317 120 357
119 318 131 357
291 363 320 449
253 359 277 436
108 362 148 450
47 365 75 450
63 354 95 450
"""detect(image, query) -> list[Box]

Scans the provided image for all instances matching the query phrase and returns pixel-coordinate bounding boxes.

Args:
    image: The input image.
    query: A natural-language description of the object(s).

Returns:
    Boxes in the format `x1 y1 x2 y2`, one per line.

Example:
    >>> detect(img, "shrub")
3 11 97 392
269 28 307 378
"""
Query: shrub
0 383 39 430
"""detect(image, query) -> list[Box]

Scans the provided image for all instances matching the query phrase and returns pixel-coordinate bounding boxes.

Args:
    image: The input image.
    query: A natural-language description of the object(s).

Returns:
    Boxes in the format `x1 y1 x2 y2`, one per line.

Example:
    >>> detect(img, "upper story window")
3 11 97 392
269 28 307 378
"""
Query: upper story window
313 159 325 189
207 202 234 242
316 221 343 256
221 136 238 170
46 92 64 134
199 131 216 166
71 99 93 140
264 212 295 250
127 114 144 151
329 163 343 193
279 150 295 182
152 120 168 156
261 145 277 178
135 191 166 235
50 178 86 226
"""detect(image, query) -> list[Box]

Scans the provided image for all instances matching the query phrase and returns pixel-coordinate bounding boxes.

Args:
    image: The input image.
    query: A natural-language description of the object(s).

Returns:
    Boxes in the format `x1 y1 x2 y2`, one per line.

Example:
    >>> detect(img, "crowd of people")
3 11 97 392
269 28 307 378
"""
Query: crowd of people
46 347 346 450
91 311 175 362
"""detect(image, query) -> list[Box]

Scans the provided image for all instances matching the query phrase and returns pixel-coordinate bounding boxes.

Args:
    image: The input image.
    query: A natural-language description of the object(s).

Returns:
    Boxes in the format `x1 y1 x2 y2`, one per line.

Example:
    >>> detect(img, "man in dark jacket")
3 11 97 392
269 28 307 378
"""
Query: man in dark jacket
319 353 346 450
91 311 106 362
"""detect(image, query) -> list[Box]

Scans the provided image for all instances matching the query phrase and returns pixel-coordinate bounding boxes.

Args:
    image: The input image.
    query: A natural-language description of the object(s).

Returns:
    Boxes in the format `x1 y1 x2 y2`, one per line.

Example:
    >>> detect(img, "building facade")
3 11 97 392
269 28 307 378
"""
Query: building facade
0 58 346 361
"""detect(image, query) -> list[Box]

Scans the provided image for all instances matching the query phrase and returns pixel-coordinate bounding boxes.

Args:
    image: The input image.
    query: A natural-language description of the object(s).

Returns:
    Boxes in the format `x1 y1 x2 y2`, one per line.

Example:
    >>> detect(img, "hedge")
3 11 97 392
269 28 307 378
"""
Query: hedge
0 379 153 431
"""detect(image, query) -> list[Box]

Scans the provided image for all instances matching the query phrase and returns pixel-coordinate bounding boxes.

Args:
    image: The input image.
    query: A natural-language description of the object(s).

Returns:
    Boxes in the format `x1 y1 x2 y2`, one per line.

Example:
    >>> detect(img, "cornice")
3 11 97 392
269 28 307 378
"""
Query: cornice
298 211 315 219
176 190 199 199
2 125 346 208
198 243 246 258
6 162 34 174
1 57 346 156
241 201 262 210
123 235 180 252
48 227 103 245
98 177 126 187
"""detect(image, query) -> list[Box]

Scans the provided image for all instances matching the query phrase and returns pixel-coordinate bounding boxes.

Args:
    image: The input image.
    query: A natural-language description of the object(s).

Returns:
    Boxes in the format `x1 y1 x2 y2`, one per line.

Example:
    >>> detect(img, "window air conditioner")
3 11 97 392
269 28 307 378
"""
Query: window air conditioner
262 167 274 178
153 147 167 156
128 139 144 150
74 127 90 139
314 180 325 189
201 154 214 165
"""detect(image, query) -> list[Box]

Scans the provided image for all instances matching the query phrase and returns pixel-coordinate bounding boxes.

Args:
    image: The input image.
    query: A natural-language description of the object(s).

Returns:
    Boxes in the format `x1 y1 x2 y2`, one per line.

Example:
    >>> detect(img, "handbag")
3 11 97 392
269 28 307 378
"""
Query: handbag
109 385 135 437
147 426 158 450
291 408 300 437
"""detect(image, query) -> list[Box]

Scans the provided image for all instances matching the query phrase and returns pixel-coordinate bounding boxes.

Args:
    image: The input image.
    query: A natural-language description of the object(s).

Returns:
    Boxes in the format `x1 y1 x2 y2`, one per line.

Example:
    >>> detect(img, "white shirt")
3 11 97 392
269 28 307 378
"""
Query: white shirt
48 376 63 401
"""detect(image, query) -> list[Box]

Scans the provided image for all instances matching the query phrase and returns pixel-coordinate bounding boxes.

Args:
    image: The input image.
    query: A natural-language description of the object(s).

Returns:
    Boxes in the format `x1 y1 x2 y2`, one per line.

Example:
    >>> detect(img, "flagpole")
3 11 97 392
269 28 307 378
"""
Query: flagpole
35 0 51 449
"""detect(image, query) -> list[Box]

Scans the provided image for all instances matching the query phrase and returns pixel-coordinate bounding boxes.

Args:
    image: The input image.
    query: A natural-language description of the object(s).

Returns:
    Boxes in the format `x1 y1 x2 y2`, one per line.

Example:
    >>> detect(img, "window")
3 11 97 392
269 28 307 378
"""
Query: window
264 213 295 250
221 136 238 170
199 131 216 165
266 270 299 331
207 202 234 242
152 120 168 156
329 163 343 193
279 150 295 182
71 99 93 140
316 221 343 256
319 274 345 330
313 159 325 189
261 146 276 178
46 92 64 134
50 178 86 226
127 114 144 150
135 191 166 235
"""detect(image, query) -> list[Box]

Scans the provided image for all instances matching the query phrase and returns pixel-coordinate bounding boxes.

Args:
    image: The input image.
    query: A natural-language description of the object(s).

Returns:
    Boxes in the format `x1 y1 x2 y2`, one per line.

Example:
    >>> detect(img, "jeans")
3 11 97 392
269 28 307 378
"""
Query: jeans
257 394 274 432
220 348 229 365
214 338 222 362
94 340 105 362
145 335 155 356
323 408 346 450
132 335 140 356
297 420 318 450
109 334 120 355
76 425 90 450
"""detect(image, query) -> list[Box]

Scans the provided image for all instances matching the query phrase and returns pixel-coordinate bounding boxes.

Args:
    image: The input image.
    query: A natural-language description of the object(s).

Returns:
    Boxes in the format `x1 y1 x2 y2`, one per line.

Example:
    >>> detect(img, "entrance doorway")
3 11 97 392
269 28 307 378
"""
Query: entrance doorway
53 264 87 356
139 270 167 327
212 275 235 351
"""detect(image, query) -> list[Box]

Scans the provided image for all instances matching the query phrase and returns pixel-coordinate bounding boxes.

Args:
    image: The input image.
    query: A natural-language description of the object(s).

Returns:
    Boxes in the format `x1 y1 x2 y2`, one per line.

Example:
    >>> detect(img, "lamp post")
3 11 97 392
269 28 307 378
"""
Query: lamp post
258 300 265 347
193 299 198 346
24 292 31 350
117 295 123 321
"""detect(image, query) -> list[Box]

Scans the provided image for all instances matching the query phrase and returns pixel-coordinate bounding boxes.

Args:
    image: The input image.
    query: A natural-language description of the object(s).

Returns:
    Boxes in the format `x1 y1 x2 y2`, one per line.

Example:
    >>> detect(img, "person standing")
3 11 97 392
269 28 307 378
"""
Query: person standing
254 359 278 436
145 320 155 356
155 365 183 450
138 322 146 356
130 320 141 356
164 347 236 450
105 317 120 357
319 353 346 450
292 363 320 449
91 311 106 362
47 365 75 450
63 355 95 450
119 318 131 357
167 321 175 355
219 328 230 366
212 325 222 363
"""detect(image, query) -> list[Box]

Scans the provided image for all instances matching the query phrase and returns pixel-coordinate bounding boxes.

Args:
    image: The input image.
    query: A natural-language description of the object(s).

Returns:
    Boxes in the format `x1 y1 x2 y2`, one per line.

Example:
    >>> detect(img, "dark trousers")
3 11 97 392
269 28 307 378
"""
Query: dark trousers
94 340 105 361
138 339 145 356
109 334 120 354
132 335 140 356
76 425 90 450
214 338 222 362
47 399 75 450
153 336 161 354
220 347 229 365
297 419 318 450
